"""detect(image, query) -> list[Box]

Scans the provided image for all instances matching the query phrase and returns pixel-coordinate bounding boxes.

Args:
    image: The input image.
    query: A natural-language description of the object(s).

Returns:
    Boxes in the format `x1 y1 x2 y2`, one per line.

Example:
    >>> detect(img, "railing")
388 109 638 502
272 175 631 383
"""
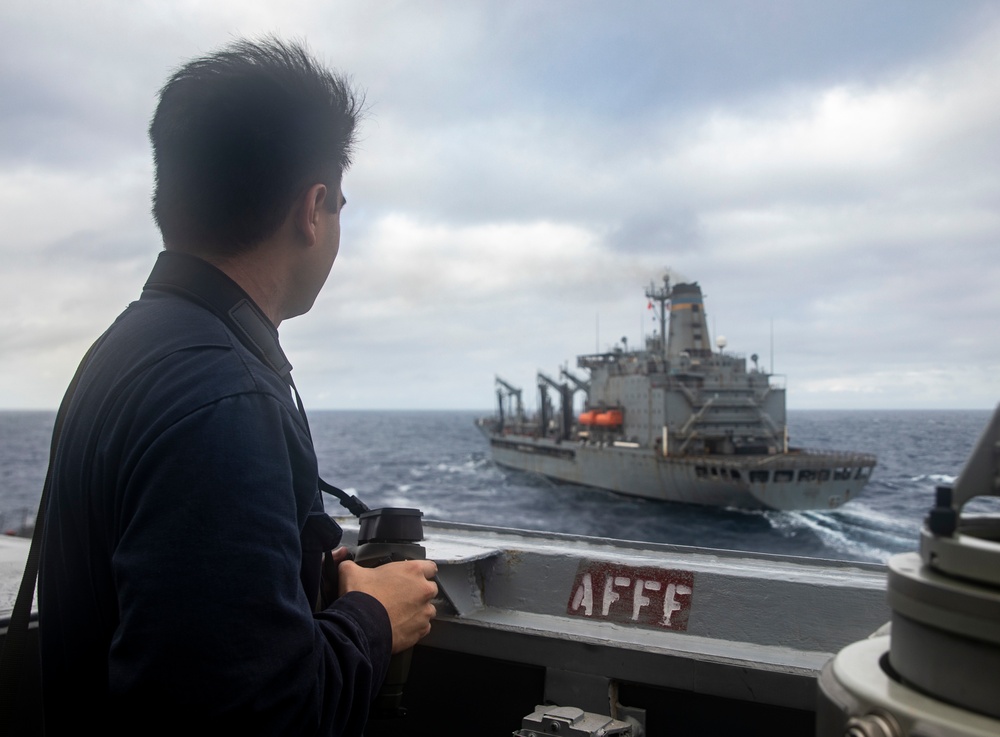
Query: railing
752 448 877 467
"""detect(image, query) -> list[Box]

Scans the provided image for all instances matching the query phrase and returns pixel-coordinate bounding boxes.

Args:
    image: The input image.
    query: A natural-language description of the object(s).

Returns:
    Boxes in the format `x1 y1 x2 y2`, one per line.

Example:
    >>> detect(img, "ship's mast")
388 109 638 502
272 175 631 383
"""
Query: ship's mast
644 275 671 358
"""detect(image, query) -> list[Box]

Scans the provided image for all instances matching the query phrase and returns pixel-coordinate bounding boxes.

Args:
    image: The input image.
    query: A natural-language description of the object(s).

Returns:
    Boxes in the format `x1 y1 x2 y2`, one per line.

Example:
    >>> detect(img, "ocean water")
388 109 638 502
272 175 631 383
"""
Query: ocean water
2 408 996 564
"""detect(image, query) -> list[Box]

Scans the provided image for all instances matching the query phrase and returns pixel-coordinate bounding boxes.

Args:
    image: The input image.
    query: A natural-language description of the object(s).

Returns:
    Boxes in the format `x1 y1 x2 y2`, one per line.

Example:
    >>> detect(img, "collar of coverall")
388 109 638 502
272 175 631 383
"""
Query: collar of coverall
143 250 294 382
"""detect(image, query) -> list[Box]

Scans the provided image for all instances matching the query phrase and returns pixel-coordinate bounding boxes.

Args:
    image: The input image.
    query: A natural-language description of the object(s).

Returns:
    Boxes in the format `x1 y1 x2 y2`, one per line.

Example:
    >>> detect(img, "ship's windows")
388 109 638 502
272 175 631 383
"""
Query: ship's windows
695 466 708 478
710 467 719 478
774 470 794 483
855 467 870 480
749 470 769 483
731 470 741 481
818 469 831 481
692 304 700 313
834 468 852 480
798 469 817 482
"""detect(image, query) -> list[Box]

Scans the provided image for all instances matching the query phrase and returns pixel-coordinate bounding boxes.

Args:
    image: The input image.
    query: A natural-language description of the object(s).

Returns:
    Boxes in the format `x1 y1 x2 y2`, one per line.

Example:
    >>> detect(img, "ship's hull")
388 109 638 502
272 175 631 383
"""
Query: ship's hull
485 429 874 512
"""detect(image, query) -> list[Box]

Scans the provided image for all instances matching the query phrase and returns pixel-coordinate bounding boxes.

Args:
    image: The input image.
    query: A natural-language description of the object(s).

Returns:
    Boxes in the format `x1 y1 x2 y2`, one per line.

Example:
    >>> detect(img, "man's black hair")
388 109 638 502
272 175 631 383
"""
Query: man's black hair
150 37 362 255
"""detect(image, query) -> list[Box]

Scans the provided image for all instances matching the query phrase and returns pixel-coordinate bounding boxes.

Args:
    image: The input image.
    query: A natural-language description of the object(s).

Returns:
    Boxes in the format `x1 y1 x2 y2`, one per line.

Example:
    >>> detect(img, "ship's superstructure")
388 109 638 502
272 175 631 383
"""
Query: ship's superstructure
480 275 875 511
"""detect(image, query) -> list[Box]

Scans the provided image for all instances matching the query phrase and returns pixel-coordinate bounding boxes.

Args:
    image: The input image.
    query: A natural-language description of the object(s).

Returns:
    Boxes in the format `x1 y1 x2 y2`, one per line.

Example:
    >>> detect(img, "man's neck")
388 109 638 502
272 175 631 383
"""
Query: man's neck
204 254 284 327
167 243 289 327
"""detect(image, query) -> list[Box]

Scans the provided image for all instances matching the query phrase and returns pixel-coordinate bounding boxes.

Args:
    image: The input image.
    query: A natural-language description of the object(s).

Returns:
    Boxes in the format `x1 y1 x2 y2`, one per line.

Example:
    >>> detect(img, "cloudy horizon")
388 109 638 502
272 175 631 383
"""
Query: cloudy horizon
2 2 999 411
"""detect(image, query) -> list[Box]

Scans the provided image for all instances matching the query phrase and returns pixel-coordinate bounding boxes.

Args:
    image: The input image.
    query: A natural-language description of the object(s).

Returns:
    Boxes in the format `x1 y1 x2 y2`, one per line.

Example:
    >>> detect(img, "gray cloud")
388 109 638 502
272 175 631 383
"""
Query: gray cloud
1 1 998 409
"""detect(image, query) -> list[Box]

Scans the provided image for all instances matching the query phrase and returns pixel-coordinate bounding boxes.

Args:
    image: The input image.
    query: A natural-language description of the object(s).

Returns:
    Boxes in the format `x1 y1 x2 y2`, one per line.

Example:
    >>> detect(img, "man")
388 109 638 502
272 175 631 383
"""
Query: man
37 38 437 734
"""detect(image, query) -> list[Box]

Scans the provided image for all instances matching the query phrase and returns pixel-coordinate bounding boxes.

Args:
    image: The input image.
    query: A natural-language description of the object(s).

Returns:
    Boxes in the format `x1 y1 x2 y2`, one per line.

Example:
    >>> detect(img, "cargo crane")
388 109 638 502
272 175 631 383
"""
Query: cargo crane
494 376 524 432
559 367 590 403
537 371 574 441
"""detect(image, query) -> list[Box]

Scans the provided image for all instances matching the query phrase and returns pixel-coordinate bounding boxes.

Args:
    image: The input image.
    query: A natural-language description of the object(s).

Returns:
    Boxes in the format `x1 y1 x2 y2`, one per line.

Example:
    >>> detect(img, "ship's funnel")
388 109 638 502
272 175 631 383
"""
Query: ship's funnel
667 282 712 361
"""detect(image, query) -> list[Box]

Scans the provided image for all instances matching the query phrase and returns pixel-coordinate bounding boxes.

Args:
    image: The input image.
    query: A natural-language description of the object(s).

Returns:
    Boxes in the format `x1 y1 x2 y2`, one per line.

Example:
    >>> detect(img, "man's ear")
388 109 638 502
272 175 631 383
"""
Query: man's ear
295 183 329 248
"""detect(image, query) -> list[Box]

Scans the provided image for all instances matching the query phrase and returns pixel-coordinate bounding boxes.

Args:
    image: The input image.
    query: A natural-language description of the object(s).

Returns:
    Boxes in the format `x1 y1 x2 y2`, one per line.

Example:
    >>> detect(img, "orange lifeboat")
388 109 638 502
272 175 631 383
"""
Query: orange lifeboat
578 410 597 425
595 409 623 427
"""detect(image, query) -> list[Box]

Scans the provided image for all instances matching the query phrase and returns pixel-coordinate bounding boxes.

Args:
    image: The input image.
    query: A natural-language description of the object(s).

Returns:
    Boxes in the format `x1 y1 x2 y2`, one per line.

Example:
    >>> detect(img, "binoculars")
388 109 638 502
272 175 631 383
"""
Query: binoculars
352 507 426 718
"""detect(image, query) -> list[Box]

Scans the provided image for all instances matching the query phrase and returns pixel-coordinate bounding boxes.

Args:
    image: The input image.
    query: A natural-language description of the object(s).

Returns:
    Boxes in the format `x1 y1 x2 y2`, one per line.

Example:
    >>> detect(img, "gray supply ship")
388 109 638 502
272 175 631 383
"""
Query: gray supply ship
478 275 875 511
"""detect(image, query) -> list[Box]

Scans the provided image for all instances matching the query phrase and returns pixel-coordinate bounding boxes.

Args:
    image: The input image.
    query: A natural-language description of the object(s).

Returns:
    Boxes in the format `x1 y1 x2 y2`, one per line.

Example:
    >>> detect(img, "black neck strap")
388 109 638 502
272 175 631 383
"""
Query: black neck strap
144 251 368 517
0 335 104 735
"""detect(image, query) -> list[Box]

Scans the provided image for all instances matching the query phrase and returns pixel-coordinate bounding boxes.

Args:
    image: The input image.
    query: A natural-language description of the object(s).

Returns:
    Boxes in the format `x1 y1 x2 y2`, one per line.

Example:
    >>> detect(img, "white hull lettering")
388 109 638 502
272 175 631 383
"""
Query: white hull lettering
567 562 695 631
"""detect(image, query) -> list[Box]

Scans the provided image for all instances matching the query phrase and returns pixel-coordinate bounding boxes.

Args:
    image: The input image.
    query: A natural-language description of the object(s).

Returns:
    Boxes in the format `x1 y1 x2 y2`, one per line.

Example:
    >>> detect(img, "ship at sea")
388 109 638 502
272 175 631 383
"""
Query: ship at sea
478 274 876 511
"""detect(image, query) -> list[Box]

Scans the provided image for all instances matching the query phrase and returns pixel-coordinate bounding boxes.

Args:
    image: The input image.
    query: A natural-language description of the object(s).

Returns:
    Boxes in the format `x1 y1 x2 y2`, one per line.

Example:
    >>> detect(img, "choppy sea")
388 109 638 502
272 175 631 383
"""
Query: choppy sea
2 409 997 564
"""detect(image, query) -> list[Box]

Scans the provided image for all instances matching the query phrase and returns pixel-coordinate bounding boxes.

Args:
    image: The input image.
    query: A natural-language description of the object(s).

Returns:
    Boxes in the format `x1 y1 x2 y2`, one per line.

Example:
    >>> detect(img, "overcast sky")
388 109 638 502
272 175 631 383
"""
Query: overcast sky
2 1 999 411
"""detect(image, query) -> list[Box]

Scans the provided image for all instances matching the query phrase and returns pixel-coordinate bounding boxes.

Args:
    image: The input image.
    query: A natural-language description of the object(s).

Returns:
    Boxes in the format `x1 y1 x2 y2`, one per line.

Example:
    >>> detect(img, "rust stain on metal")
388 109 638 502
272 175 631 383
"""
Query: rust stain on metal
566 561 694 631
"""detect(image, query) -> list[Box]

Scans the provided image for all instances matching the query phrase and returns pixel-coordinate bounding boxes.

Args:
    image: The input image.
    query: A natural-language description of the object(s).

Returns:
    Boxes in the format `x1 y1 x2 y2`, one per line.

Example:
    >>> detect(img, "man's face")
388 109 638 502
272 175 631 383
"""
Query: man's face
287 181 344 320
319 183 344 276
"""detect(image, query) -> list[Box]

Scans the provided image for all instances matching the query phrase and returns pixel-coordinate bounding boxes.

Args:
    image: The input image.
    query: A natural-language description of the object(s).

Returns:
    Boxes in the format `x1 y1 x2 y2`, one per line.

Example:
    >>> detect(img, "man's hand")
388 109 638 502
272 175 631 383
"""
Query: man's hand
337 556 438 653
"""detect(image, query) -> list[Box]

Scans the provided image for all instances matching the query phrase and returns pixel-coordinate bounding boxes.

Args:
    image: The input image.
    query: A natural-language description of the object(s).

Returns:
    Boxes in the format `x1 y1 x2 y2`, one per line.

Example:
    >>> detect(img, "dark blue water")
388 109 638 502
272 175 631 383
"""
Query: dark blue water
2 409 996 563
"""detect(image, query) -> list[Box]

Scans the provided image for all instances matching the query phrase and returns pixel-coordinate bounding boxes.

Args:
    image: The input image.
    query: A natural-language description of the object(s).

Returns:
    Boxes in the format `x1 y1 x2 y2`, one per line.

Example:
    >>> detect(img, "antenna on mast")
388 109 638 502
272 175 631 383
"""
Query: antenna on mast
770 317 774 374
644 272 671 358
